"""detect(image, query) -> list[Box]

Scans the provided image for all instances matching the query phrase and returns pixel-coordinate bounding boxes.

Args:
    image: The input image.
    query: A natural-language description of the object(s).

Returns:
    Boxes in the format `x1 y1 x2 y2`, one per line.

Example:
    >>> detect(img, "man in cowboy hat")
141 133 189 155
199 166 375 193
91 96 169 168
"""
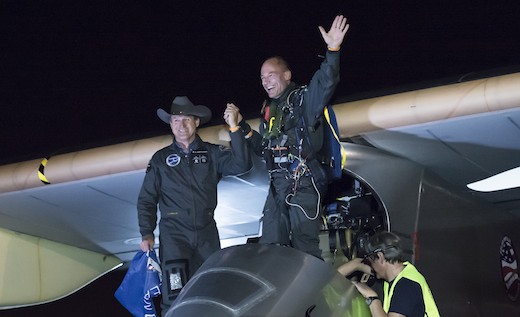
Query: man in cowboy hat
137 96 251 312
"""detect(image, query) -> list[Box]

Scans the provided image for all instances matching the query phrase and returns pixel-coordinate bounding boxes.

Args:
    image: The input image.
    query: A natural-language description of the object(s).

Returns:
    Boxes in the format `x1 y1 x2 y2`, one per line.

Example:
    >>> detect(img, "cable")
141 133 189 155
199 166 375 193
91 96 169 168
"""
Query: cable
285 175 321 220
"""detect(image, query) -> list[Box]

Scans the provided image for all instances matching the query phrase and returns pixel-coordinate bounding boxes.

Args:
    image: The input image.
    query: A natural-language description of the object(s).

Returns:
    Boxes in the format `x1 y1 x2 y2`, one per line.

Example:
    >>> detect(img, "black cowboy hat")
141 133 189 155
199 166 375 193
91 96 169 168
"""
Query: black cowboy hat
157 96 212 125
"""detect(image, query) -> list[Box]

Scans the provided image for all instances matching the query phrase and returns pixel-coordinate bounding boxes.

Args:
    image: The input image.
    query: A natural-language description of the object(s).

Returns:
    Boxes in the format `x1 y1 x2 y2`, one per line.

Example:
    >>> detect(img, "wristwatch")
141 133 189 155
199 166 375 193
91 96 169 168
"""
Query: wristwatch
365 296 379 306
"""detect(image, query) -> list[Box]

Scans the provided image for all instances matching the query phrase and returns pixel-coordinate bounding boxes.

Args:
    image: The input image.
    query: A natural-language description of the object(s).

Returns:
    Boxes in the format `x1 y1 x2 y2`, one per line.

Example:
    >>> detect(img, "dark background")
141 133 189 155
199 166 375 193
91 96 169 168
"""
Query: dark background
1 1 520 316
3 1 520 165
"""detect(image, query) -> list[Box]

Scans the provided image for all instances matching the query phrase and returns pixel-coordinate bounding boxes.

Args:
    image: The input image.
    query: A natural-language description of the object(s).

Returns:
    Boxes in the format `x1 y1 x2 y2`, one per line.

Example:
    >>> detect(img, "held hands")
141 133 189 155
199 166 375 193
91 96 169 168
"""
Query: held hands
318 15 350 50
223 103 243 128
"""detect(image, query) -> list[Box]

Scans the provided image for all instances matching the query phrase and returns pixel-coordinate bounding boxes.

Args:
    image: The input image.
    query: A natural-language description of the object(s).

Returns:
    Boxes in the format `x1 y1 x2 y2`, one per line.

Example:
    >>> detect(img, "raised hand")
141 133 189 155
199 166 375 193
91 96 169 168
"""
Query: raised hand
318 15 350 50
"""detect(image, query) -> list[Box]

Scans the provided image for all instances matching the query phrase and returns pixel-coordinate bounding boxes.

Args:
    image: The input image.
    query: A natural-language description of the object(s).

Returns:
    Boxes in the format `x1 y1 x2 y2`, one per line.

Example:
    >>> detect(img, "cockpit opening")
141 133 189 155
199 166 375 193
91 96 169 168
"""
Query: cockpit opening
321 170 389 264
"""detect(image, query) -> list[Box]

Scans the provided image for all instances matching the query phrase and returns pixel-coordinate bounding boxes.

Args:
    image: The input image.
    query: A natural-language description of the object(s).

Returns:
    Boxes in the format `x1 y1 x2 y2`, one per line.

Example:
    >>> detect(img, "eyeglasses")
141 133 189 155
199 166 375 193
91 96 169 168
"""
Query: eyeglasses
363 246 397 260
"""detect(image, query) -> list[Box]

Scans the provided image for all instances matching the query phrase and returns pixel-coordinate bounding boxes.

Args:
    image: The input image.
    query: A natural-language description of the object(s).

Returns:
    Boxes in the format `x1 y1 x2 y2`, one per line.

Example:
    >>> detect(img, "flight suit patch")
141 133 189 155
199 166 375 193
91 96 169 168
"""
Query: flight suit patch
192 150 208 164
166 154 181 167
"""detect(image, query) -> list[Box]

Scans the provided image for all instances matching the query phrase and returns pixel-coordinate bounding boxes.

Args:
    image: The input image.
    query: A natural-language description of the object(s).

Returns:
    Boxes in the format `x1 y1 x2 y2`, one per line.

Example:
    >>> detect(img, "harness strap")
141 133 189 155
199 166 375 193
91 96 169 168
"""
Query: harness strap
338 228 351 259
328 228 337 254
323 106 347 170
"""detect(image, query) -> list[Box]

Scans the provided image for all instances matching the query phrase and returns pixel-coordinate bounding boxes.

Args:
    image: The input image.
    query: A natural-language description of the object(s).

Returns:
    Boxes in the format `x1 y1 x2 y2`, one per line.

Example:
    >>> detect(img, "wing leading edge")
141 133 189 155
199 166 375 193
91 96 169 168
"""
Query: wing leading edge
1 70 520 309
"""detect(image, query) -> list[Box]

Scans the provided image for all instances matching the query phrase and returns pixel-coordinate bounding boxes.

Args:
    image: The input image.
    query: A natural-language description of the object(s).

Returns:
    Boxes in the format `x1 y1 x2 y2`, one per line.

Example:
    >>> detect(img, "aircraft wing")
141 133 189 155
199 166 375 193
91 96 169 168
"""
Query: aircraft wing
335 70 520 208
1 69 520 310
0 125 268 308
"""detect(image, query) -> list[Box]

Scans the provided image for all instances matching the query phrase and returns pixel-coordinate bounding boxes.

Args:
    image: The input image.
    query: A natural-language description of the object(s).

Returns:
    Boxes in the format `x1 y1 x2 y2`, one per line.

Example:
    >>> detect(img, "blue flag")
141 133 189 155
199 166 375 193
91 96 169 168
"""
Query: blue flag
115 250 162 317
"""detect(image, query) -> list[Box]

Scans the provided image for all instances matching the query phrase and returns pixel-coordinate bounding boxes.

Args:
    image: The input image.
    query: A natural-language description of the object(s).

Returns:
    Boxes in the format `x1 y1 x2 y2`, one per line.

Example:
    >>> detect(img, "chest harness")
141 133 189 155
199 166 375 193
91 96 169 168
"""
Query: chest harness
261 85 323 220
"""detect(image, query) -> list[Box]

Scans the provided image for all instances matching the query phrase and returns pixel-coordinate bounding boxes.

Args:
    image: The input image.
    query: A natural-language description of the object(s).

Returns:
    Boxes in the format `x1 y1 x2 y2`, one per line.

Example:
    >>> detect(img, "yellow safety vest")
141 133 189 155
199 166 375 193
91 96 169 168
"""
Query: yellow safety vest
383 262 440 317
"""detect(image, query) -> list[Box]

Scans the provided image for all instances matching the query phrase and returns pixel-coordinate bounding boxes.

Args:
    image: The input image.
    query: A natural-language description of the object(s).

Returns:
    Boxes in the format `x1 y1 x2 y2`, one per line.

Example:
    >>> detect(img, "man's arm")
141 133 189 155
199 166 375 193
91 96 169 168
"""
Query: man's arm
338 258 393 316
137 159 160 251
355 281 398 317
337 258 372 276
227 103 264 157
219 104 253 175
304 15 350 122
353 281 408 317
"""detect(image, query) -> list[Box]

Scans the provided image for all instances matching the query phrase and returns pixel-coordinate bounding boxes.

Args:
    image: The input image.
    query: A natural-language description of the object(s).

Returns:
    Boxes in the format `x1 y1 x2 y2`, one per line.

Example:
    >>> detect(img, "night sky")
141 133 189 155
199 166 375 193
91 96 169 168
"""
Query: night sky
2 1 520 165
1 1 520 316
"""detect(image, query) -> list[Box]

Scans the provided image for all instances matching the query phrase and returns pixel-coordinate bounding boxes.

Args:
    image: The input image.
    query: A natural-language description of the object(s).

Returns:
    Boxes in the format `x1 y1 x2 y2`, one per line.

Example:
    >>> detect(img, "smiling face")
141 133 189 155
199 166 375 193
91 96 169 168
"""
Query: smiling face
260 57 292 99
170 114 200 150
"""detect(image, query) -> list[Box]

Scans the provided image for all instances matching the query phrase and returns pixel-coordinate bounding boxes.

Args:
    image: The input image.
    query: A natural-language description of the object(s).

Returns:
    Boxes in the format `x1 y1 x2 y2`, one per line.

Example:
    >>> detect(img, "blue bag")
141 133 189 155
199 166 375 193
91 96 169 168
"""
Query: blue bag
115 250 162 317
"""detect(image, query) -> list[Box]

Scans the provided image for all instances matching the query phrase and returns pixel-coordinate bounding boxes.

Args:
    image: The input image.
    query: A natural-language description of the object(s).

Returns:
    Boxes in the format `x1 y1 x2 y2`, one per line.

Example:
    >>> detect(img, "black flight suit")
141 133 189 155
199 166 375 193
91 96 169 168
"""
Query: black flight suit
137 130 251 310
241 50 341 259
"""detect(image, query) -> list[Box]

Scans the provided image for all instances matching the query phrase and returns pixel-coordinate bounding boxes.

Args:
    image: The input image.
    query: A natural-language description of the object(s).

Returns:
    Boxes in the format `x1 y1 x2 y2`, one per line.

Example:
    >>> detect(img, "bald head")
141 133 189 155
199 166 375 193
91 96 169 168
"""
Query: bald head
260 56 292 99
